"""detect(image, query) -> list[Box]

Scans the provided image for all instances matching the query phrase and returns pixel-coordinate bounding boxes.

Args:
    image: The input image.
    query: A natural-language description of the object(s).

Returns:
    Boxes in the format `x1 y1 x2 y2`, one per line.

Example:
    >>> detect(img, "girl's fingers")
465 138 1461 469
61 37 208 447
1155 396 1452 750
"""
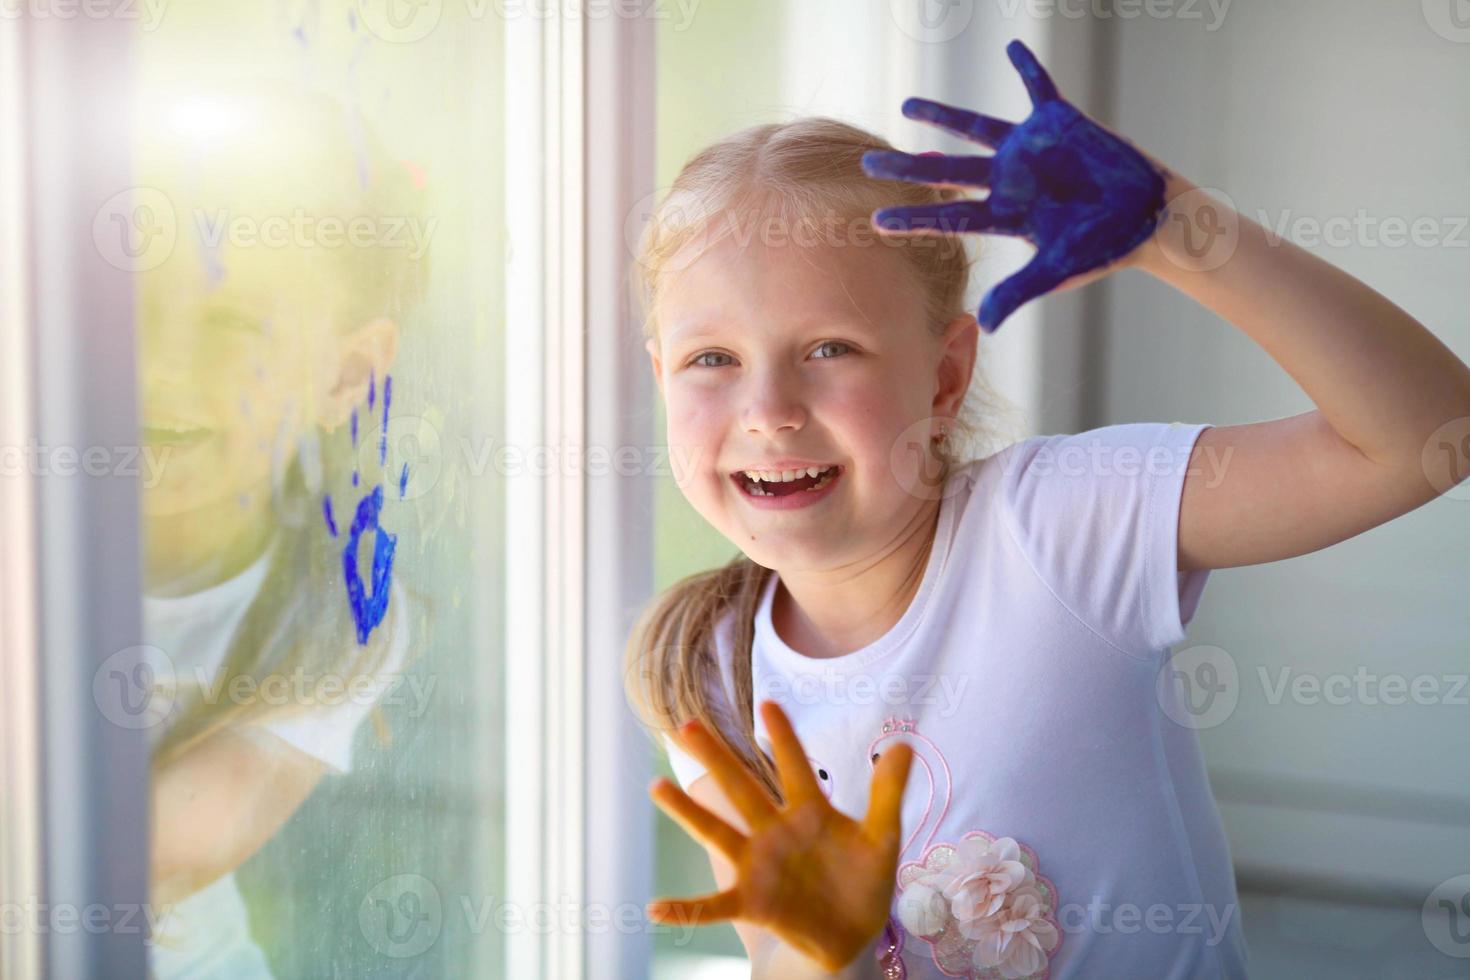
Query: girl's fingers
862 149 993 189
674 719 778 828
978 252 1071 334
758 700 825 808
862 741 915 844
649 777 747 863
873 200 1022 237
1006 39 1061 105
901 96 1015 149
646 887 742 927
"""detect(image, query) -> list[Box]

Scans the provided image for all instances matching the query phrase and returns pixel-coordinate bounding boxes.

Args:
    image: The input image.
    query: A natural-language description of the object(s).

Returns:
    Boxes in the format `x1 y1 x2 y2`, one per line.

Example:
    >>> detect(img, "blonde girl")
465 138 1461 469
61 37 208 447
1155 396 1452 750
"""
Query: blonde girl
625 40 1470 980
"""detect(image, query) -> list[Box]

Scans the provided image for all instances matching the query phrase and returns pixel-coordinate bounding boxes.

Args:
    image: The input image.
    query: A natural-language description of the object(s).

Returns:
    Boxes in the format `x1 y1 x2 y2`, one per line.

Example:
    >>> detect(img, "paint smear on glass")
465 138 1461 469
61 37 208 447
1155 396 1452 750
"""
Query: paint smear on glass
343 483 396 645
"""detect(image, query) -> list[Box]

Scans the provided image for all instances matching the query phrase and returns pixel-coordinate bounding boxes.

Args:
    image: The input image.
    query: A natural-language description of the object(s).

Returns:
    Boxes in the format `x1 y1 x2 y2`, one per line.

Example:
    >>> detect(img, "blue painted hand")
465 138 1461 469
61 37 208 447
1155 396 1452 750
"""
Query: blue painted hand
861 39 1168 334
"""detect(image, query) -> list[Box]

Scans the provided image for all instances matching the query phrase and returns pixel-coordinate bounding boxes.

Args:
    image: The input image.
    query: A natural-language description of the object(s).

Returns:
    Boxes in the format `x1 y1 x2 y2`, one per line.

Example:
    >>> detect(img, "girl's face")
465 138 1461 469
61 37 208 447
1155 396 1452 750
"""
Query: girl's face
138 242 391 522
135 87 402 531
648 226 975 573
139 244 330 519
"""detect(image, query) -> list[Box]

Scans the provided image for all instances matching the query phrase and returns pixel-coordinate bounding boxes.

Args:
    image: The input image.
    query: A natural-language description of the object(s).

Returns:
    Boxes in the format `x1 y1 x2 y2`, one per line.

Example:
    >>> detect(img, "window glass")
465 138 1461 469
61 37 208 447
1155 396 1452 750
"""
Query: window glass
117 4 508 976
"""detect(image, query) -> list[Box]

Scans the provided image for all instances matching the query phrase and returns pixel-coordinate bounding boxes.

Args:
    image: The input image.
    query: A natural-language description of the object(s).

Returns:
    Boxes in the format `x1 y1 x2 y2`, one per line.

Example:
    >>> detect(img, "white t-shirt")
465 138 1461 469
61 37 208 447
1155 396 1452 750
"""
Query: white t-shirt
664 421 1250 980
142 534 409 772
144 535 410 979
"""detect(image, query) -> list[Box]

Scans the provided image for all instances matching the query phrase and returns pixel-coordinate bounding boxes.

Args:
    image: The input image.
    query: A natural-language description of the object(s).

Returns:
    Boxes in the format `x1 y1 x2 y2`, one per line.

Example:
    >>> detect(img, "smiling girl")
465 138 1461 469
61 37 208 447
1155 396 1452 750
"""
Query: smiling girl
624 40 1470 980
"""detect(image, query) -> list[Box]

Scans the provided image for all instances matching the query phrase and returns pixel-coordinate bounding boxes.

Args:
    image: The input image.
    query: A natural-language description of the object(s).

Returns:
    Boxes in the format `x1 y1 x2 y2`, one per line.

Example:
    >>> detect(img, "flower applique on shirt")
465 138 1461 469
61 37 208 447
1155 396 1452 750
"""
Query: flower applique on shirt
894 831 1062 979
868 718 1063 980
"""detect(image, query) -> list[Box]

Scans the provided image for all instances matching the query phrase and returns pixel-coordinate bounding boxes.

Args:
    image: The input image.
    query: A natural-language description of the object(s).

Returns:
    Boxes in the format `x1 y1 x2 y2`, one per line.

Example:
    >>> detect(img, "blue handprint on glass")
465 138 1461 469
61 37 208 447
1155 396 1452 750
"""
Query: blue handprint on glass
861 39 1168 334
321 370 402 646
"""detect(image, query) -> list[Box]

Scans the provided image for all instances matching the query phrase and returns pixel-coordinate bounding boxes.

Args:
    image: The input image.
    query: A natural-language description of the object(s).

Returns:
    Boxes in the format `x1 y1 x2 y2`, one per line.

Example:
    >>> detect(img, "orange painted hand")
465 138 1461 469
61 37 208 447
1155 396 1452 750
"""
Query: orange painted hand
646 701 915 973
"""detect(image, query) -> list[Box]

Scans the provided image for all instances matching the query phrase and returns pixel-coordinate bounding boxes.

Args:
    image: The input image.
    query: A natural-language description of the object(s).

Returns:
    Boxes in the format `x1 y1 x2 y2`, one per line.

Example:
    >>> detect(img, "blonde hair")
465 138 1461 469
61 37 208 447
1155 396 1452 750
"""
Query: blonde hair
624 116 1020 799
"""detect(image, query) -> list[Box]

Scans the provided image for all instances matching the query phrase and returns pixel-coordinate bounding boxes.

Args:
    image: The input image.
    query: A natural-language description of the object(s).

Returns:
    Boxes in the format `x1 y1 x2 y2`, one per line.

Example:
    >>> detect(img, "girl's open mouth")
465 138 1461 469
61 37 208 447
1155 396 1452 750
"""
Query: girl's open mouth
731 464 842 508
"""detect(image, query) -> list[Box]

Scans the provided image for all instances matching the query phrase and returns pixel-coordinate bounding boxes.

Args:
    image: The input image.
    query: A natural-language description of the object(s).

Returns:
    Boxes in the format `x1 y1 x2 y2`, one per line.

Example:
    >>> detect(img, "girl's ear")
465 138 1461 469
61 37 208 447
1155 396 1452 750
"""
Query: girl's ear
933 313 978 419
645 337 664 399
319 316 400 432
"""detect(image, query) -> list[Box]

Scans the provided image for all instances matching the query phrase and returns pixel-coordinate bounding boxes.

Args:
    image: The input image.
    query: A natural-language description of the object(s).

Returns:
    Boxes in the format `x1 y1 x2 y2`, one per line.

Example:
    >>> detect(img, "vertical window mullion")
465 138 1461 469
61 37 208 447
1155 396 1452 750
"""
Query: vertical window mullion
547 4 587 979
504 8 550 980
582 6 657 980
12 12 150 978
505 7 589 979
0 14 44 980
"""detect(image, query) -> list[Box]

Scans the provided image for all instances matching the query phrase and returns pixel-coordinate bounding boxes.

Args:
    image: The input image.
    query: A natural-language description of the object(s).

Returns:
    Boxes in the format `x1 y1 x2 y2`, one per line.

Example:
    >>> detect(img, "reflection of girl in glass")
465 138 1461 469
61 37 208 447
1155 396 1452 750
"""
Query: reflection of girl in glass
134 83 430 977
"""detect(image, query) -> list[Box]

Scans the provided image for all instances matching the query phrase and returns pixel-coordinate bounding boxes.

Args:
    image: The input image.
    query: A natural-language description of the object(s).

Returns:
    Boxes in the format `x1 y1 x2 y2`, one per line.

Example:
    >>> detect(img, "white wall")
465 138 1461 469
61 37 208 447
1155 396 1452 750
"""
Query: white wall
1097 0 1470 971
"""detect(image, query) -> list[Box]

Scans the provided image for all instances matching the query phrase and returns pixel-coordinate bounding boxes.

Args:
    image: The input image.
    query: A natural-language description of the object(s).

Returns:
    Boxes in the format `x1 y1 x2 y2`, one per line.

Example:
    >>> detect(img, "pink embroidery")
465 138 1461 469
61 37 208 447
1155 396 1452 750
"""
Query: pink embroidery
868 716 953 862
868 717 1061 979
896 831 1062 980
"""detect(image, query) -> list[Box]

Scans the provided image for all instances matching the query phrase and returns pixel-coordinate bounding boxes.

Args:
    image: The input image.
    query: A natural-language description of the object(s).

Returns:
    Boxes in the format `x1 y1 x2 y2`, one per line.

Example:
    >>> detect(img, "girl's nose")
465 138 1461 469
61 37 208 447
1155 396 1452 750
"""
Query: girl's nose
741 372 808 436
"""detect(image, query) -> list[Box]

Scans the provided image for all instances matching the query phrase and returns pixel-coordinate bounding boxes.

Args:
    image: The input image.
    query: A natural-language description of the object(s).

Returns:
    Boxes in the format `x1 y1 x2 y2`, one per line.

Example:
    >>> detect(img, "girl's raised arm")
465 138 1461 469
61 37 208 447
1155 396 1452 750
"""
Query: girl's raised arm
1145 174 1470 571
864 39 1470 573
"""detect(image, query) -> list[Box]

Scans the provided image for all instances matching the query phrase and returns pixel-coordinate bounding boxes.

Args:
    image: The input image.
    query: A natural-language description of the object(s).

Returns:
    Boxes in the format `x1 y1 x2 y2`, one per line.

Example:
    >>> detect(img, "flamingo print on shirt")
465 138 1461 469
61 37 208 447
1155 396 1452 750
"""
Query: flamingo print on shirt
870 717 954 863
865 717 1064 980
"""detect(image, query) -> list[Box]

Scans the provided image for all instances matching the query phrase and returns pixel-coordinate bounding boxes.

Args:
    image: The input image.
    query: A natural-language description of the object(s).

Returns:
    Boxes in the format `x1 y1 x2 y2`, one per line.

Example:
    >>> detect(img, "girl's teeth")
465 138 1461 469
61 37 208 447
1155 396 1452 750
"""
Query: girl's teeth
743 465 832 483
741 466 837 496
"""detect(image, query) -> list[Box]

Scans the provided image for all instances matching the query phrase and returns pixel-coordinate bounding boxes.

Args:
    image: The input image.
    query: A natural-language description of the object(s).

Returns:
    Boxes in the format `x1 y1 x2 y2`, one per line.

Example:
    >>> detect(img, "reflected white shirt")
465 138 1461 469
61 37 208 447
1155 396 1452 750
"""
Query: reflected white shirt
144 535 410 979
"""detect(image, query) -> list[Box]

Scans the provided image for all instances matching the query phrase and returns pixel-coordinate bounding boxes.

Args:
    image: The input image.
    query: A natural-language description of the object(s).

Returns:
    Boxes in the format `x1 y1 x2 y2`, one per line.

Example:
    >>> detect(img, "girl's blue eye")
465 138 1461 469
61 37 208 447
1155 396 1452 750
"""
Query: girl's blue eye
811 343 858 362
691 351 734 368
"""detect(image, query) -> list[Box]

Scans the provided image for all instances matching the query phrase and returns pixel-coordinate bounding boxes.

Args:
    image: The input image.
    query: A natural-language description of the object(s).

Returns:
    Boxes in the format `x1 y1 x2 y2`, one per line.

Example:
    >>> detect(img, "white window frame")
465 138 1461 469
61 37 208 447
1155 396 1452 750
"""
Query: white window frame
1 11 151 979
503 5 590 979
3 6 661 979
508 6 659 978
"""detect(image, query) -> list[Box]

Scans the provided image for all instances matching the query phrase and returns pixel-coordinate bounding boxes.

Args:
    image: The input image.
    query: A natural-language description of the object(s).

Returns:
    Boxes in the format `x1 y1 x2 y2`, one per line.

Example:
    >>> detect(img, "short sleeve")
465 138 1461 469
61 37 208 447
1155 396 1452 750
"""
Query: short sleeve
663 732 709 789
254 581 412 772
999 421 1213 657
